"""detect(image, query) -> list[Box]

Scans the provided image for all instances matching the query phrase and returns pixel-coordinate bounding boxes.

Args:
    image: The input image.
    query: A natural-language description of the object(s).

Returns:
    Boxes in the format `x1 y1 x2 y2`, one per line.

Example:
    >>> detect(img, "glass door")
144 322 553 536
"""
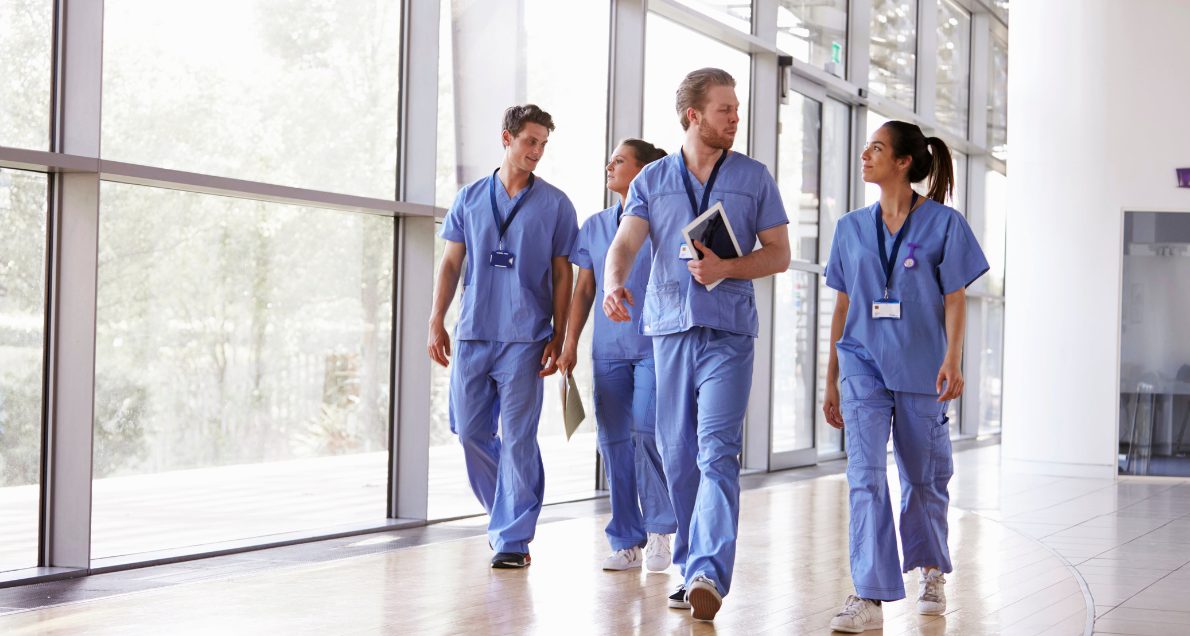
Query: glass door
770 80 825 470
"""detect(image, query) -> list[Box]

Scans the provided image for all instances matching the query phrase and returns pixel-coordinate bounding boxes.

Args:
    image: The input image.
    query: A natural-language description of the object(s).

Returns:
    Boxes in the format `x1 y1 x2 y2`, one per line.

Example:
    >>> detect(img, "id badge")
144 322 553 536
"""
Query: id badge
872 300 902 319
489 250 515 268
677 242 694 261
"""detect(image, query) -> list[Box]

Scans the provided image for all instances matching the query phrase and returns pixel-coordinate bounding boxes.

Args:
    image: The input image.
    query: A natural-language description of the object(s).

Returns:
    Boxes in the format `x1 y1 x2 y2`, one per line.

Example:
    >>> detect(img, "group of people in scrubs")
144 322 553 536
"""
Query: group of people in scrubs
428 66 987 632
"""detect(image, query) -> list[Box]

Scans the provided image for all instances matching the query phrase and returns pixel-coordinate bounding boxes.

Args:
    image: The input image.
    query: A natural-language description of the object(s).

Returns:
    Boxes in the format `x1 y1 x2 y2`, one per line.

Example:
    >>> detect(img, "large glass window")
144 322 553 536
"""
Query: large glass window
982 168 1007 296
976 298 1004 435
0 0 52 149
935 0 971 137
671 0 753 33
102 1 402 198
643 13 752 158
988 36 1008 159
430 0 609 519
868 0 917 110
91 183 393 558
0 169 47 572
772 92 821 455
776 0 847 77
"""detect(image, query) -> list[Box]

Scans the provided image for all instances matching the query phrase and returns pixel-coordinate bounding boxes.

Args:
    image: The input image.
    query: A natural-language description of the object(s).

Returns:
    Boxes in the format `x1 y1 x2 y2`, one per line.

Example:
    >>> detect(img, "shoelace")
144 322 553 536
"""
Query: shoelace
836 595 869 618
921 572 946 603
612 548 637 562
646 537 669 557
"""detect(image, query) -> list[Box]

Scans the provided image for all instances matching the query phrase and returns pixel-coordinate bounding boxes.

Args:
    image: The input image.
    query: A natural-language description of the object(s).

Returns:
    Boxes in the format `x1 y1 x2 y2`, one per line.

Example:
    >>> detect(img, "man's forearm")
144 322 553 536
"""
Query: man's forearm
604 241 634 292
430 261 462 325
552 264 573 340
720 242 792 280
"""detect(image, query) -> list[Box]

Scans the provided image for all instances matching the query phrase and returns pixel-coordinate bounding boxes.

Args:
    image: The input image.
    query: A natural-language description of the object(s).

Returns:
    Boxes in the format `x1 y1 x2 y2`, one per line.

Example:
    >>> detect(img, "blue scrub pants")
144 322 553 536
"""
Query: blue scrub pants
449 339 546 554
592 357 677 551
840 373 954 601
653 327 754 596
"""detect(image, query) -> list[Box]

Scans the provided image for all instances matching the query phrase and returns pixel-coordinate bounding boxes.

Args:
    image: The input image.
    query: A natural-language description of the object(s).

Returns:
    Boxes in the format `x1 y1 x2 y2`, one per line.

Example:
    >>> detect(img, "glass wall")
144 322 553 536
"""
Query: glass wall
0 169 47 571
935 0 971 137
868 0 916 109
989 35 1009 159
643 13 752 158
672 0 753 33
91 184 393 557
102 0 402 198
815 98 850 456
0 0 51 150
429 0 609 520
777 0 848 77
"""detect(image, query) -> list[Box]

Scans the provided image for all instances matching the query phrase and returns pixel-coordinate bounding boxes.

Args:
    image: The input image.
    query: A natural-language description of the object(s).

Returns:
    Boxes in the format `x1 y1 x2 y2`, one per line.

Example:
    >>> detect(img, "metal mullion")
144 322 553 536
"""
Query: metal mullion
648 0 777 54
389 0 441 522
915 0 939 124
847 0 872 90
41 0 104 571
606 0 647 209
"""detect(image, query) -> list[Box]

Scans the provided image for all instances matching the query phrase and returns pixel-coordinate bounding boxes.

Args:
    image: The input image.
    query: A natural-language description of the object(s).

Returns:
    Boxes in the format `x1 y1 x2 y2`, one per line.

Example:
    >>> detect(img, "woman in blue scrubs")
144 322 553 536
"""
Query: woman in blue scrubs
557 139 677 573
823 121 989 633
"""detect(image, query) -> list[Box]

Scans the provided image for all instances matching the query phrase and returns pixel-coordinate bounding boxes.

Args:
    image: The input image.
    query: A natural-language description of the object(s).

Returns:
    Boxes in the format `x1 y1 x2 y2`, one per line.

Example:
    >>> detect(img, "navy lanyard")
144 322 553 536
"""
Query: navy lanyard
679 148 728 218
615 202 624 226
488 168 536 247
874 191 919 299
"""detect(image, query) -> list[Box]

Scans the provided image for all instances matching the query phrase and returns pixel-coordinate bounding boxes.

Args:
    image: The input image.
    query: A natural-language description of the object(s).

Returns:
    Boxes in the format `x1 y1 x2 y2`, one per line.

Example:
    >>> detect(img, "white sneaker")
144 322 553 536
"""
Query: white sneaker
917 568 946 615
829 595 883 633
687 574 722 621
644 533 672 571
601 546 642 571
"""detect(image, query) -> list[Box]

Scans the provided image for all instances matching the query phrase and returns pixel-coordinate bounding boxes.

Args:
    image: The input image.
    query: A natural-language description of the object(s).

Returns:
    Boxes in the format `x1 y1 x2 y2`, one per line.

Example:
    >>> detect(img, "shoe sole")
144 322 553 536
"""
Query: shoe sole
667 600 690 609
918 605 945 616
829 622 881 634
688 586 721 621
602 562 642 571
491 559 530 569
645 560 671 572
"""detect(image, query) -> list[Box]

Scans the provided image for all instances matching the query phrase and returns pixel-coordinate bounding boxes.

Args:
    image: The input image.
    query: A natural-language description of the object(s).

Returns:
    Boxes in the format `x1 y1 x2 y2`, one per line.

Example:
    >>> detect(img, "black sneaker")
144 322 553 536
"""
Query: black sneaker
667 584 690 609
491 552 531 569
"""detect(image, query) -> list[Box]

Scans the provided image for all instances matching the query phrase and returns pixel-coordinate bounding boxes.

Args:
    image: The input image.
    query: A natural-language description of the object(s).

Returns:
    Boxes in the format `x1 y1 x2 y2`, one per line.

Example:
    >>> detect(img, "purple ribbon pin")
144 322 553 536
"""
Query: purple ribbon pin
903 242 920 269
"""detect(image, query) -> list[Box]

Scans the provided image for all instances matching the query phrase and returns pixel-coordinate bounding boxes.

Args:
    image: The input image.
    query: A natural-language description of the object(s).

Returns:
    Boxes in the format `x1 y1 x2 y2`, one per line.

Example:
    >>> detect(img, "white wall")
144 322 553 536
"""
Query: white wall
1002 0 1190 478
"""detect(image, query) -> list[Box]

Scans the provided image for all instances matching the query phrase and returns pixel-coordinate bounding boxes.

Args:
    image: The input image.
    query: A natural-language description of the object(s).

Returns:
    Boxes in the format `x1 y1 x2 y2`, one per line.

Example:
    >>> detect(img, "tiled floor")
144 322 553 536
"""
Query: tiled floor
2 442 1189 634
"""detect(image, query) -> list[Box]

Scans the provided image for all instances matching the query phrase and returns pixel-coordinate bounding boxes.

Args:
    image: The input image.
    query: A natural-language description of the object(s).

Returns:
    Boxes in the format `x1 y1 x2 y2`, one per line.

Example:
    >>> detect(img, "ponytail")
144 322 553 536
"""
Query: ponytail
924 137 954 204
880 122 956 204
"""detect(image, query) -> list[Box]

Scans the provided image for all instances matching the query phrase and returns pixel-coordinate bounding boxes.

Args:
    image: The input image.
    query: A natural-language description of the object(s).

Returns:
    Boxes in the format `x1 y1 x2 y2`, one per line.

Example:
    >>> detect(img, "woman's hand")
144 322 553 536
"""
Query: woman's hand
557 344 578 377
823 382 845 429
936 359 964 402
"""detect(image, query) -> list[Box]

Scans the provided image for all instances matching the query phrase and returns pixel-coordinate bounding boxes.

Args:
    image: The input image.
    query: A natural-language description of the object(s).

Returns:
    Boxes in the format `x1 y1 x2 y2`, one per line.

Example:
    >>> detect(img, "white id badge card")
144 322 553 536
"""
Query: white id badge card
677 242 694 260
872 300 902 319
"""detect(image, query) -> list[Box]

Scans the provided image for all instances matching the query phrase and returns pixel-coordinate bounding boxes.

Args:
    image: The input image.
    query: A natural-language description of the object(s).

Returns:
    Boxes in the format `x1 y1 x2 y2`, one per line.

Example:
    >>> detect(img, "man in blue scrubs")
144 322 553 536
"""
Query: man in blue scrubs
602 68 791 621
428 104 578 569
557 139 676 573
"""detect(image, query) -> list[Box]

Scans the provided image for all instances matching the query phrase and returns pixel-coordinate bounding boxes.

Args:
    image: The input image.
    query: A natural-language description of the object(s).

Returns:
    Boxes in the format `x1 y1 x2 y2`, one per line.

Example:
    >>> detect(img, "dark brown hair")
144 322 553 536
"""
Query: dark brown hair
675 68 736 131
502 104 555 138
619 138 667 166
880 120 955 204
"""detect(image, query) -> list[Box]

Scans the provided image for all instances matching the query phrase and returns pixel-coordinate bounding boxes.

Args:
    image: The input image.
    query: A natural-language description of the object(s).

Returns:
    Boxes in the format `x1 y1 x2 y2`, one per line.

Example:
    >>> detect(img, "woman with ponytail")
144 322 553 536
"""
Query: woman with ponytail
823 121 989 633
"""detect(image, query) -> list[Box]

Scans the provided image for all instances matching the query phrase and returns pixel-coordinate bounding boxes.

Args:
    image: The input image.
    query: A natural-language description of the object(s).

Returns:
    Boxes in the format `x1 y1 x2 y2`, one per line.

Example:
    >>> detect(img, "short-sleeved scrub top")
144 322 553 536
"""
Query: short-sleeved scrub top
440 171 579 343
623 151 789 339
570 204 654 360
824 198 989 394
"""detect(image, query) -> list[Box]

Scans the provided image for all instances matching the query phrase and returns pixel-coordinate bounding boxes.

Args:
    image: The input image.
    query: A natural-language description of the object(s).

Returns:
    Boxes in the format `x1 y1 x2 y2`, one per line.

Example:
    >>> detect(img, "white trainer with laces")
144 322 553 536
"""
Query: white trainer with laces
601 546 643 571
687 574 722 621
917 567 947 615
829 595 883 633
644 533 672 571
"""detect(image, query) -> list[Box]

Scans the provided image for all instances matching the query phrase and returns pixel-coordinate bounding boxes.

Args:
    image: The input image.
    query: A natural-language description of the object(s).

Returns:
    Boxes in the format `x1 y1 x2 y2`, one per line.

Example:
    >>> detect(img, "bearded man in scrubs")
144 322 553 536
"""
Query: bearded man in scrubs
428 104 578 570
602 68 790 621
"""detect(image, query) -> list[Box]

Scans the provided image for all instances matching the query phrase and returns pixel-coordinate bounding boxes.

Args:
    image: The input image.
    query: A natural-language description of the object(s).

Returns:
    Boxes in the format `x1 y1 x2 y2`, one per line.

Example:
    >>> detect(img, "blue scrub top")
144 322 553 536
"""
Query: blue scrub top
570 204 654 360
623 151 789 338
824 198 989 394
440 172 579 343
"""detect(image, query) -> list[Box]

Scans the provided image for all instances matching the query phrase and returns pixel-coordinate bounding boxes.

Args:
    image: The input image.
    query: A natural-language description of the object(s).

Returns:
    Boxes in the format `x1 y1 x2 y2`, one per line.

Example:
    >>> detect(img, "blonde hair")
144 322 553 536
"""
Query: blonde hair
675 68 736 131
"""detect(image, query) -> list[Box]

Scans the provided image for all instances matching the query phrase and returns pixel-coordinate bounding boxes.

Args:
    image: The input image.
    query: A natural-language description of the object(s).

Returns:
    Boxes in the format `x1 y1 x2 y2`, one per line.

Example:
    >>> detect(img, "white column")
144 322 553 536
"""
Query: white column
1002 0 1190 478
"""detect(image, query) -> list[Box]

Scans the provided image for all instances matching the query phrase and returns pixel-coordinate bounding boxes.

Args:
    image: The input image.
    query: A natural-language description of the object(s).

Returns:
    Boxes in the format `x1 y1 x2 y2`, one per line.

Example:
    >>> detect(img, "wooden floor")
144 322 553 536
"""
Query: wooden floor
0 444 1094 635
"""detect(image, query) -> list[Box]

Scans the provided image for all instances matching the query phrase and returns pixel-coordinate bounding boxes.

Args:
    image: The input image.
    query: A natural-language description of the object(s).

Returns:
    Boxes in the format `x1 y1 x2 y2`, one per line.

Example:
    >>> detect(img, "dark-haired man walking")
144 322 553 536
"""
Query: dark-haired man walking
429 104 578 569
